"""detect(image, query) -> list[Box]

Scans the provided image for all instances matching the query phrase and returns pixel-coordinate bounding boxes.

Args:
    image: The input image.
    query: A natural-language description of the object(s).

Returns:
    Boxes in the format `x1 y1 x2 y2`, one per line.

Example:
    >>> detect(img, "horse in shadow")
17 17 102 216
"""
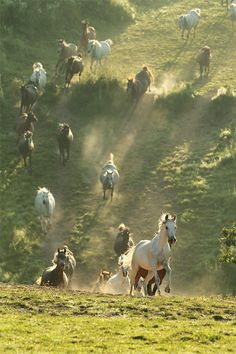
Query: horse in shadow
65 55 84 87
52 246 76 287
40 248 68 288
114 223 134 256
100 153 119 201
20 83 38 113
18 130 34 173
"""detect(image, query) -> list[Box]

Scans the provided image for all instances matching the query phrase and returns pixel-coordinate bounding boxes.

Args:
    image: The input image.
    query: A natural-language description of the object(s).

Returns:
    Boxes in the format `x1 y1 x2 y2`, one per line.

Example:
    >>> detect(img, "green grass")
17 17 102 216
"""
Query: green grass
0 285 235 353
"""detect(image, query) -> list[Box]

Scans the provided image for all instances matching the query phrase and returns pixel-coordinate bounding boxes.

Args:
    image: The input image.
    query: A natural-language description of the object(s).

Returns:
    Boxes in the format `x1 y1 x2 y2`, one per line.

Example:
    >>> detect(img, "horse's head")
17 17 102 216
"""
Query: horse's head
177 15 185 29
162 214 177 245
40 189 50 206
57 39 65 53
56 248 67 270
59 123 70 136
126 78 134 92
105 169 114 188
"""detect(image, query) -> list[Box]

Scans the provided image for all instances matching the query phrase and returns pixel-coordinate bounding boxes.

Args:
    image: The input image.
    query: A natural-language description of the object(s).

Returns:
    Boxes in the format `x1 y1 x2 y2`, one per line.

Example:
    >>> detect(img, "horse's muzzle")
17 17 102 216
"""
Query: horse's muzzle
169 237 177 245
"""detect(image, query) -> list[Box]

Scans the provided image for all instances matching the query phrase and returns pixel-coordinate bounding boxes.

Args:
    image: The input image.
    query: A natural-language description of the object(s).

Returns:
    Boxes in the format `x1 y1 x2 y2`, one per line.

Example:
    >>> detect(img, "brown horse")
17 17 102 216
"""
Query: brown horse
55 39 78 76
16 111 37 141
196 46 212 77
18 130 34 173
57 123 74 165
65 55 84 87
40 248 68 288
114 224 134 256
81 19 96 51
20 83 38 113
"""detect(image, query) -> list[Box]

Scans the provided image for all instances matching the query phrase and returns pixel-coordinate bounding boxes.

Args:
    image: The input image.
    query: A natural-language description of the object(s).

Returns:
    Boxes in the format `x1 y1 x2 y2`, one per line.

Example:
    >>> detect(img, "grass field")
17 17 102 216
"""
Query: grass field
0 284 235 353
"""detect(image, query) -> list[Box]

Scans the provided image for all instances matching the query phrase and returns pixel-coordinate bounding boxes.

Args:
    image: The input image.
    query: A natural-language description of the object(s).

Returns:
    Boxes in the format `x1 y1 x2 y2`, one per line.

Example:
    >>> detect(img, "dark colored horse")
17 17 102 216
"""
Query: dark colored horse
20 83 38 113
65 55 84 87
127 69 150 101
18 130 34 173
52 246 76 287
57 123 73 165
41 248 68 288
16 111 37 141
81 19 96 51
196 46 211 77
114 224 134 256
134 267 166 296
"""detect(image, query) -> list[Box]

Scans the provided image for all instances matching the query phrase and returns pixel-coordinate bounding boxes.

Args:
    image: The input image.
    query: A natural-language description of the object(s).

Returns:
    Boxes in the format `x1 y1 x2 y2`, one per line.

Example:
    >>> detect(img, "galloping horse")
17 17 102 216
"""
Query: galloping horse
125 213 177 296
114 223 134 256
18 130 34 173
196 46 212 77
65 55 84 87
30 62 47 91
34 187 55 234
40 248 68 288
52 246 76 287
103 255 130 295
81 19 96 51
127 67 151 101
87 39 113 71
16 111 38 142
20 83 38 113
55 39 78 76
57 123 73 165
100 153 119 201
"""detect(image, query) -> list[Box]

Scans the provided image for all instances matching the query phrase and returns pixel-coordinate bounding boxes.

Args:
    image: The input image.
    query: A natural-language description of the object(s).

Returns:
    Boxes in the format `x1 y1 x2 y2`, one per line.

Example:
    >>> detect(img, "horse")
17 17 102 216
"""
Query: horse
55 39 78 76
18 130 34 173
124 213 177 296
57 123 73 165
229 1 236 27
103 255 130 295
34 187 55 235
178 8 201 39
135 268 166 296
65 55 84 87
20 83 38 113
40 248 68 288
126 67 151 101
30 62 47 91
16 111 37 142
100 153 119 201
196 46 212 77
87 39 113 71
52 246 76 287
81 19 96 51
114 223 134 256
93 270 112 293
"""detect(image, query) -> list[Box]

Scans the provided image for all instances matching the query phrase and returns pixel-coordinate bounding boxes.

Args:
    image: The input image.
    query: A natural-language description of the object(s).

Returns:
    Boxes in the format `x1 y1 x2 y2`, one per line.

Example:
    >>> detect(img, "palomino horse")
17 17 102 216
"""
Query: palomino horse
34 187 55 234
87 39 113 71
65 55 84 87
40 248 68 288
20 83 38 113
125 213 177 296
30 62 47 91
103 255 130 295
18 130 34 173
52 246 76 287
55 39 78 76
81 19 96 51
100 153 119 201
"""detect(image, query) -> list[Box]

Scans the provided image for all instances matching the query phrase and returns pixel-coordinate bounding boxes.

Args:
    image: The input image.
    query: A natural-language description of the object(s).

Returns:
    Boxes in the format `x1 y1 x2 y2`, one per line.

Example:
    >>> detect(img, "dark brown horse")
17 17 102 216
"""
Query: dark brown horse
196 46 212 77
65 55 84 87
57 123 73 165
16 111 37 141
18 130 34 173
20 83 38 113
40 248 68 288
114 224 134 256
81 19 96 51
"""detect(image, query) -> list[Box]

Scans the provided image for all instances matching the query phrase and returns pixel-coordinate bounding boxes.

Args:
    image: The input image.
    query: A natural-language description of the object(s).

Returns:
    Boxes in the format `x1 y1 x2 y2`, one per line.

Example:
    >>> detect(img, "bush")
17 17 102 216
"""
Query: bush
68 74 128 116
219 223 236 264
209 87 236 119
154 83 197 115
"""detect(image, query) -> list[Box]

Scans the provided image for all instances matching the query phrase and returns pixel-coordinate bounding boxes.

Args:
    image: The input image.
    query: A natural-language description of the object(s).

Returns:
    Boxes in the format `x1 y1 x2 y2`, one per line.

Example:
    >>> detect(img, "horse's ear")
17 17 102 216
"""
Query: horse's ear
165 214 169 221
173 214 177 221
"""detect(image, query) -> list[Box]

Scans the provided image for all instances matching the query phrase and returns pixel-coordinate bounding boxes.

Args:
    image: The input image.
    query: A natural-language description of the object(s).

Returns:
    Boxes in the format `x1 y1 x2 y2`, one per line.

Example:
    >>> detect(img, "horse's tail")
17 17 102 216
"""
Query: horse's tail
109 153 114 163
105 39 113 46
122 245 136 269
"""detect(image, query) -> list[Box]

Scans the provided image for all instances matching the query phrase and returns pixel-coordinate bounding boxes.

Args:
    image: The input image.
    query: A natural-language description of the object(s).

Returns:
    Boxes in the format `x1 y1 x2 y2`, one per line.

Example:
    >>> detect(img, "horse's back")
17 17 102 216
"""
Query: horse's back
135 71 149 94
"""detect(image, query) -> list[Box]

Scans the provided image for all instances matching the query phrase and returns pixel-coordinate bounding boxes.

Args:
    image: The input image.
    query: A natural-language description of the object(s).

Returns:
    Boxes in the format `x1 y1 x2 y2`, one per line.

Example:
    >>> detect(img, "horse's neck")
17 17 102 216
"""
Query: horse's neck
152 229 168 250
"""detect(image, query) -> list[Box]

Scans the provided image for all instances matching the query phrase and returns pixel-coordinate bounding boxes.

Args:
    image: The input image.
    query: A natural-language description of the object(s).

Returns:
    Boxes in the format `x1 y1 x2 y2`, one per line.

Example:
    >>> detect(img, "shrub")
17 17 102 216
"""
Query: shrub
219 223 236 264
209 87 236 119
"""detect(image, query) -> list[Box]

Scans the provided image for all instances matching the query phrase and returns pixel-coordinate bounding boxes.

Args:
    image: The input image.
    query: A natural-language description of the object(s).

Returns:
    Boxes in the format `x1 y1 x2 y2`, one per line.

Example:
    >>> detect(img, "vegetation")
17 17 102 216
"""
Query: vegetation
0 285 235 353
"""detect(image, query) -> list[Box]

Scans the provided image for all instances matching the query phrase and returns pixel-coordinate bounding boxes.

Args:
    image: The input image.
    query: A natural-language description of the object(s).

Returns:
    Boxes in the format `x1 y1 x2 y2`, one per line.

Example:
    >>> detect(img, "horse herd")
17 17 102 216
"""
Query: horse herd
15 4 232 295
38 213 177 298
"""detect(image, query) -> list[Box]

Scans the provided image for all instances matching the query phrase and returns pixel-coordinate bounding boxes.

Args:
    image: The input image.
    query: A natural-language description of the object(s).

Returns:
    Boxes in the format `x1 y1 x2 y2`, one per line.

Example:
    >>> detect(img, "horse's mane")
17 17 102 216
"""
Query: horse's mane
93 40 102 48
37 186 49 193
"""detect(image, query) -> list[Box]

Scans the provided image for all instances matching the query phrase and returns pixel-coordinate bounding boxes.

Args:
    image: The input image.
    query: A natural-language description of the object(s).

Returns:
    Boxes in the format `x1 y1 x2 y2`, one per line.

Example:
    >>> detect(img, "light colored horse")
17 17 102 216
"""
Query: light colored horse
124 213 177 296
30 62 47 91
87 39 113 71
35 187 55 234
56 39 78 76
103 255 130 295
178 8 201 39
100 153 119 200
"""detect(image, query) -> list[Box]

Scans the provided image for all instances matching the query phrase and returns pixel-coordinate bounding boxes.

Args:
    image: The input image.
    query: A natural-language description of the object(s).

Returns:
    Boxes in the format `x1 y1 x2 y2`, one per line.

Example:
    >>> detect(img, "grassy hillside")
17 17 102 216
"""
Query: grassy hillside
0 285 235 353
0 0 236 293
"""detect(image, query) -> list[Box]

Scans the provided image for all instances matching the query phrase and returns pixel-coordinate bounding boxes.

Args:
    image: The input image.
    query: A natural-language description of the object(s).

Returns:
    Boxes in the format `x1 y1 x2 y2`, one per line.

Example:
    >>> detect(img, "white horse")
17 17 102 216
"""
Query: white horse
124 213 177 296
87 39 113 71
178 8 201 39
103 255 130 295
34 187 55 234
30 62 47 91
100 153 119 200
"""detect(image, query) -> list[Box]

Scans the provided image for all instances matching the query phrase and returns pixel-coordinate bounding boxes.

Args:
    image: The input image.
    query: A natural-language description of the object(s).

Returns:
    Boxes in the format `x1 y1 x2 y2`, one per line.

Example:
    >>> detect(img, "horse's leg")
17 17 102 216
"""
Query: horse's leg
103 188 106 200
111 187 114 201
129 264 139 296
150 262 161 295
200 64 203 77
181 28 184 39
143 271 155 296
164 262 172 293
28 153 32 174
